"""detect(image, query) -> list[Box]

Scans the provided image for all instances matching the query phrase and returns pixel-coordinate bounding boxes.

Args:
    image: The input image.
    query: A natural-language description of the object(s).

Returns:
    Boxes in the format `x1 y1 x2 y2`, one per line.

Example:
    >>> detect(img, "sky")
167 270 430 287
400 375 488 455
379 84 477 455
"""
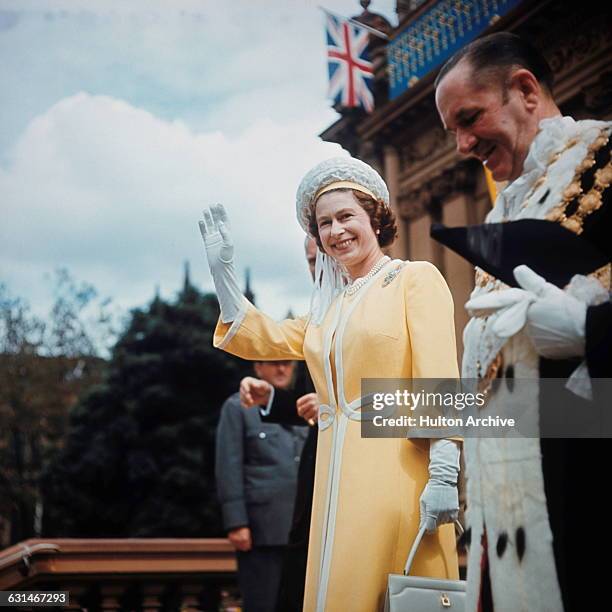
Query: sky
0 0 398 346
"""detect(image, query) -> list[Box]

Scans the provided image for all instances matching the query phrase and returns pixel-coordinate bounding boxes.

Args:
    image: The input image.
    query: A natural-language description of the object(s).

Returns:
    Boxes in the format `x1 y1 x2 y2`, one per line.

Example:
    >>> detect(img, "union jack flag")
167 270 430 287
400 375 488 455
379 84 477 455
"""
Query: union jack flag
325 11 374 113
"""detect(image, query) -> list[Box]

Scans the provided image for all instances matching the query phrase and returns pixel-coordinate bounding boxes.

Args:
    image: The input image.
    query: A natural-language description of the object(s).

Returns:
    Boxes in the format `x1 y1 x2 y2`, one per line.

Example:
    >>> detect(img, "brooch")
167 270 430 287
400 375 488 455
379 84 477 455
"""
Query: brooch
382 264 404 287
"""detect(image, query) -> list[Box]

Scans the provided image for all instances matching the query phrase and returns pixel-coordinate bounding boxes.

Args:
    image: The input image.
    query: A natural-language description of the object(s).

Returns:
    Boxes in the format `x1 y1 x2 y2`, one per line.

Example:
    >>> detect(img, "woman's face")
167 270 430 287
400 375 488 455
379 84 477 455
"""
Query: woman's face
315 190 379 270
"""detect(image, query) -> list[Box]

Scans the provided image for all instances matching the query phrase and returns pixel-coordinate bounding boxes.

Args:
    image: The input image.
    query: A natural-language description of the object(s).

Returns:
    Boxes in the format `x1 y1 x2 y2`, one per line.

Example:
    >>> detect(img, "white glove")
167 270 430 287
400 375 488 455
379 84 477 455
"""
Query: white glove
466 265 586 358
515 266 586 358
466 287 535 338
419 439 460 534
198 205 244 323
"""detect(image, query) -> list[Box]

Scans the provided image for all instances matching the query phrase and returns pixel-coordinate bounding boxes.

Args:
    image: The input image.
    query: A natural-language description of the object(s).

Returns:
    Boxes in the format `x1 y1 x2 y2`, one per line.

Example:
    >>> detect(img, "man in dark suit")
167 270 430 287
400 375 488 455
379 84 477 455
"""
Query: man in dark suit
215 360 308 612
239 362 317 612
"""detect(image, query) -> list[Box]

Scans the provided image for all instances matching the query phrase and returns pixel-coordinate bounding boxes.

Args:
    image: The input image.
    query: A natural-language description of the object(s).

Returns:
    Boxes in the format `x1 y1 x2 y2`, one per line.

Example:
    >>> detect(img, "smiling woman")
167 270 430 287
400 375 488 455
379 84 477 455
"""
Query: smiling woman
308 188 396 281
201 155 462 612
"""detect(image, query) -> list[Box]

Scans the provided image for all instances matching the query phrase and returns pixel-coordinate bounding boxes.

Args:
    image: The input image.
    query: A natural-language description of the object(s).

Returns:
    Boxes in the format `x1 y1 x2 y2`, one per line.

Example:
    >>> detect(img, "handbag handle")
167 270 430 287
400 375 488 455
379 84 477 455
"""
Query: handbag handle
403 520 464 576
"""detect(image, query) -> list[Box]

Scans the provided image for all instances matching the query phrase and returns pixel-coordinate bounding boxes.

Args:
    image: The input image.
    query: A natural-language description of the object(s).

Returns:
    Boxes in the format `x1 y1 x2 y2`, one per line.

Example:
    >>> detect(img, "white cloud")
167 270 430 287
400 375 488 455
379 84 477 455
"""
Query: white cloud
0 92 343 322
0 0 396 146
0 0 398 332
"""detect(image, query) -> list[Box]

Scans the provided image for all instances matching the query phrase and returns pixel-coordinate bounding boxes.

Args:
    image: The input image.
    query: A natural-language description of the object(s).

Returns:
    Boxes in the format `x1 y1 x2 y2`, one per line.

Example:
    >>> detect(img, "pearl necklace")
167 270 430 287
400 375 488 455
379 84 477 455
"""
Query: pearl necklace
345 256 390 296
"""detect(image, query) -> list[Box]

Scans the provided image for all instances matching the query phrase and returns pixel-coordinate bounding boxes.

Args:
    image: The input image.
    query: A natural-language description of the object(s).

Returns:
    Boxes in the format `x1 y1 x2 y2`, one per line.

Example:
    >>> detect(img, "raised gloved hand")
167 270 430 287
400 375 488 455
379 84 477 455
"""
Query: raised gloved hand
466 265 586 358
199 204 244 323
419 439 460 533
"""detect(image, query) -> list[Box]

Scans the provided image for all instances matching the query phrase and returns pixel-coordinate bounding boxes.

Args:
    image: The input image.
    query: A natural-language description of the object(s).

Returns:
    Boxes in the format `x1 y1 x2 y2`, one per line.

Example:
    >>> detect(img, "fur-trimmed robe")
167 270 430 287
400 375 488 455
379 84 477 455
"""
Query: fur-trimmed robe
462 116 611 612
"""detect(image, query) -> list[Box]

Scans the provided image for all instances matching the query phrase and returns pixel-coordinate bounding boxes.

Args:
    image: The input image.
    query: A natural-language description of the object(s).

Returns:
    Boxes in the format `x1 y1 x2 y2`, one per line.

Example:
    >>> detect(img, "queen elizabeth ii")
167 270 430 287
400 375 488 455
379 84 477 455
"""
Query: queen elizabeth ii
200 156 461 612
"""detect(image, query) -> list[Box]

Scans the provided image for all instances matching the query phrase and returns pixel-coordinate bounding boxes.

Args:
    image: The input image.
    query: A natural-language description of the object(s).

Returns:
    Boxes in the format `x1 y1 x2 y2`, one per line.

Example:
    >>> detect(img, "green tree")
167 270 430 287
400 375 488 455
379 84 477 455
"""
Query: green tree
42 276 249 537
0 271 111 545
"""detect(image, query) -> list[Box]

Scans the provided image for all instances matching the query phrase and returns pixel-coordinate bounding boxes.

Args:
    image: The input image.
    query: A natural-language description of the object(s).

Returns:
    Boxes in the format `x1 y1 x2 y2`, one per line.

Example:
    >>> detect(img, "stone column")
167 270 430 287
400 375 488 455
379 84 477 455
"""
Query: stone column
442 193 474 358
383 145 408 260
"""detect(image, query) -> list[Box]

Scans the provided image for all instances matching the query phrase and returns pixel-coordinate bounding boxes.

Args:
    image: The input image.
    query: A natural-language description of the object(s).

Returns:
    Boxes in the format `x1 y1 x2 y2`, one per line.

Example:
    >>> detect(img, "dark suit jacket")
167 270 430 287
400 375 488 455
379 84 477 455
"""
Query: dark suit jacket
260 390 317 549
259 364 317 612
538 129 612 612
215 392 307 547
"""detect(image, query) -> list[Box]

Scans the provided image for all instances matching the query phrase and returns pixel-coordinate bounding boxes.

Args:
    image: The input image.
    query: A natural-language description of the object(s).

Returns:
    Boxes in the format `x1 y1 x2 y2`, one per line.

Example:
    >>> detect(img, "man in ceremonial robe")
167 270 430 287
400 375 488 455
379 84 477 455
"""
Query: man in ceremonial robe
434 32 611 611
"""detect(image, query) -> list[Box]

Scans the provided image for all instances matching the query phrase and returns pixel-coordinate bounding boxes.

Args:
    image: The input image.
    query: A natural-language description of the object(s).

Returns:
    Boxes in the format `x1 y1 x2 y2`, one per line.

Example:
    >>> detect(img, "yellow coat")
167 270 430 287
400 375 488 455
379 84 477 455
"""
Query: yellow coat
214 259 460 612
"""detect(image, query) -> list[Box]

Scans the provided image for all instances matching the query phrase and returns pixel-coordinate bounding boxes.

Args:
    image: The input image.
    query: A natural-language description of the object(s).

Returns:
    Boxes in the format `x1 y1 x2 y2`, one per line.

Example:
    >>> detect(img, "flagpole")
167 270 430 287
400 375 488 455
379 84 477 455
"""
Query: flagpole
318 6 389 40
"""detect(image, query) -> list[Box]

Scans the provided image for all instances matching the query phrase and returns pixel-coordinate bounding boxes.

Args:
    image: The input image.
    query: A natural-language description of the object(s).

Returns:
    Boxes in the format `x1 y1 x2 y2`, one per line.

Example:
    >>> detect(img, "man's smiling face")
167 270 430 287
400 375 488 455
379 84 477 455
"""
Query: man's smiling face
435 60 537 182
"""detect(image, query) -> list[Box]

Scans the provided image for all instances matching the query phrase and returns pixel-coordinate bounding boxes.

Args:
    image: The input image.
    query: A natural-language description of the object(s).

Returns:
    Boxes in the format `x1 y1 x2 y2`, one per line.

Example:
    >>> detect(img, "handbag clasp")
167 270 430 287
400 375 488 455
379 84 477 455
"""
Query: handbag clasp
440 593 451 608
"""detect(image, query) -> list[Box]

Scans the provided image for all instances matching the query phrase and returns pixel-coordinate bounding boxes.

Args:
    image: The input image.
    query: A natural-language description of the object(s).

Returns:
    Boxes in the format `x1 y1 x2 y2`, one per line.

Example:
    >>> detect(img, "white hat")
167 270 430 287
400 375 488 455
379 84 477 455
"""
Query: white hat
295 156 390 325
295 156 389 233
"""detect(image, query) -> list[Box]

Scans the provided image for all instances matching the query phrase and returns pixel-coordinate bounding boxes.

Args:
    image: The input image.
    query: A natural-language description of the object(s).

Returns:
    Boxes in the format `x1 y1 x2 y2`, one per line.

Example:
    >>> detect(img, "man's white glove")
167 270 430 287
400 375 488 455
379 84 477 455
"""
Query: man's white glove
466 287 535 338
466 265 586 358
516 266 586 358
198 204 244 323
419 439 460 534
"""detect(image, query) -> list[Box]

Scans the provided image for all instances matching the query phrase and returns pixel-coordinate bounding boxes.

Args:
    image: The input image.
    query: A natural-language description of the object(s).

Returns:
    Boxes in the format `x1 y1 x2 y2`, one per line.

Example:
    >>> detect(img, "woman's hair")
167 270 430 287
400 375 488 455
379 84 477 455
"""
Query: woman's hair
308 188 397 249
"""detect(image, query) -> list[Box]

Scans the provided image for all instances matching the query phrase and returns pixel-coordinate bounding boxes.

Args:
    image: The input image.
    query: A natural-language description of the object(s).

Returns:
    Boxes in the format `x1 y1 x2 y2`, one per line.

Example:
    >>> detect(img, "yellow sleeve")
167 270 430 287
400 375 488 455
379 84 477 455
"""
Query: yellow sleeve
404 262 462 443
404 261 459 379
213 299 306 361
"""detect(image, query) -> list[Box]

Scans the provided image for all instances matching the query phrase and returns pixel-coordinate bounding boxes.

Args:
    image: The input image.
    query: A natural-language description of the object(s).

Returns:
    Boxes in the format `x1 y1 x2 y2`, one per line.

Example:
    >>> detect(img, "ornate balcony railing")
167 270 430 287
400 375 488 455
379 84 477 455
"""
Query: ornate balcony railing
0 538 238 611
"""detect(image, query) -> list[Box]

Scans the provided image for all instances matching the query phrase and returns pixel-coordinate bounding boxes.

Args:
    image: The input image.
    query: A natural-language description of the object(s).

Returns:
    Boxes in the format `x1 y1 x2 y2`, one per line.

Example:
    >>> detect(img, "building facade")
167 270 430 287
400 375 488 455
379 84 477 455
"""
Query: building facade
322 0 612 353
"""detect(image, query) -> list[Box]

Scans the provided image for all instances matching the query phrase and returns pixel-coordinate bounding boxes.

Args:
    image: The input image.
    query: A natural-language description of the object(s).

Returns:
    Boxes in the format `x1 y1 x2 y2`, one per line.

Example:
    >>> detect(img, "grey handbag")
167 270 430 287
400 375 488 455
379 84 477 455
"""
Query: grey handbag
384 522 466 611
